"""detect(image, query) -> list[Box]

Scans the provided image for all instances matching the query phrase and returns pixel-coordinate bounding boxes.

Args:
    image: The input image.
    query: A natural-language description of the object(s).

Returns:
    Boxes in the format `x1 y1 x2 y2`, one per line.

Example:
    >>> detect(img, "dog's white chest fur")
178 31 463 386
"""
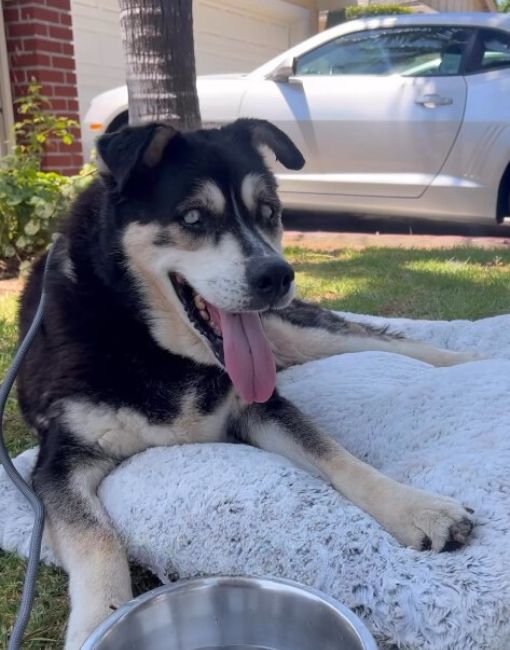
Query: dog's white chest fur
61 396 233 459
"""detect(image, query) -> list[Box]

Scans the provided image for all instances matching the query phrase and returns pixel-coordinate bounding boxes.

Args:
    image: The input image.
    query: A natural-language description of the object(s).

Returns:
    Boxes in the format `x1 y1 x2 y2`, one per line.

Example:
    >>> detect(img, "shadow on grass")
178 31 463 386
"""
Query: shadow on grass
285 246 510 320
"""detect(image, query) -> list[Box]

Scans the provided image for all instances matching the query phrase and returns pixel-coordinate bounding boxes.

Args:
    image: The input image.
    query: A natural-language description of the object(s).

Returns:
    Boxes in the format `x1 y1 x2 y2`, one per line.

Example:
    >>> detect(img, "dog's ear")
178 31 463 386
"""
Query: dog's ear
224 118 305 170
96 123 177 190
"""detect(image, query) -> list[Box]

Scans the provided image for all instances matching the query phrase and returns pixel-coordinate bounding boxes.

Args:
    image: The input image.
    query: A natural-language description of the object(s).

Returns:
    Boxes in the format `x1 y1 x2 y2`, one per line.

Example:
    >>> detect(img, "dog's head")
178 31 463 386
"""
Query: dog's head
97 119 304 403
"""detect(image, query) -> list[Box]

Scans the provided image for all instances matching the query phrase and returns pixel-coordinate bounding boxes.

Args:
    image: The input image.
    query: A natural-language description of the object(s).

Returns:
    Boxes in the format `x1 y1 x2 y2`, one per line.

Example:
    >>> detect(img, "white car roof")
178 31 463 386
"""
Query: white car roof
251 12 510 78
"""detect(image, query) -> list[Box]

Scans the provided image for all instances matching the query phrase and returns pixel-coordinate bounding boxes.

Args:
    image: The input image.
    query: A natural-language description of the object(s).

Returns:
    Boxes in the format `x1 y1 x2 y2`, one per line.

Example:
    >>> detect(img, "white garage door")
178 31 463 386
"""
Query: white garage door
194 0 311 74
71 0 311 123
71 0 126 125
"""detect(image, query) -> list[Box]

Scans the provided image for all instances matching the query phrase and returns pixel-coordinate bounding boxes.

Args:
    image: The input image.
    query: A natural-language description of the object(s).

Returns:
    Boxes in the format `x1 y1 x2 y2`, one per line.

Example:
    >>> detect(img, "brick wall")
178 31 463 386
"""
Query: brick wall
3 0 83 175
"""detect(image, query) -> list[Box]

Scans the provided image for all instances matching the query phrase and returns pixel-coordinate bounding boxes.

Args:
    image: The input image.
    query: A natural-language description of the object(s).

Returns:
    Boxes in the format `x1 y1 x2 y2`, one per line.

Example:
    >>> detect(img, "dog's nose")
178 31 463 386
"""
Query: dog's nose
248 258 295 303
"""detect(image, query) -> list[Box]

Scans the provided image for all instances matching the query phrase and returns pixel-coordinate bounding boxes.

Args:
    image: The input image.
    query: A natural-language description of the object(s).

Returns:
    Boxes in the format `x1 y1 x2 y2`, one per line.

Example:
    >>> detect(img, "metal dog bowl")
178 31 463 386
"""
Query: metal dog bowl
82 576 377 650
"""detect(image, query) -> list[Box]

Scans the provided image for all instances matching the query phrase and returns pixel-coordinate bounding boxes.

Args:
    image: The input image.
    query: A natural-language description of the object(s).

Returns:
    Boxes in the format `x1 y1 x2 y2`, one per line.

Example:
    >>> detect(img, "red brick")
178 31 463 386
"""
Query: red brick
6 24 29 38
12 69 26 84
33 23 49 37
57 141 82 153
59 12 72 26
11 52 38 67
12 83 28 96
47 103 73 116
13 78 54 95
66 98 79 111
8 23 48 38
61 42 73 55
49 98 68 110
42 153 73 165
21 6 61 23
25 37 63 53
37 68 65 83
53 84 75 97
5 22 38 38
35 83 54 96
48 24 72 40
3 7 19 23
8 0 41 5
51 55 74 70
45 0 71 9
13 52 52 67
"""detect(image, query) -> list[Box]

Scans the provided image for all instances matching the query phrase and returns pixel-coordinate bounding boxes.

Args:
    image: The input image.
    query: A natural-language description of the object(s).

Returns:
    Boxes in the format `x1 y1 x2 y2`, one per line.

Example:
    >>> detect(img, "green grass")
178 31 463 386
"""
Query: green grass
0 294 69 649
1 244 510 647
285 246 510 320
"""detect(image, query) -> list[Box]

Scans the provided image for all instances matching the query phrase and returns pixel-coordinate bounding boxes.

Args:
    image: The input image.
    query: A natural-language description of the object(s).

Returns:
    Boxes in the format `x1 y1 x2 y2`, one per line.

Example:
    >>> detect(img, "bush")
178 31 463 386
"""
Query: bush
345 4 412 20
0 83 94 270
0 165 92 265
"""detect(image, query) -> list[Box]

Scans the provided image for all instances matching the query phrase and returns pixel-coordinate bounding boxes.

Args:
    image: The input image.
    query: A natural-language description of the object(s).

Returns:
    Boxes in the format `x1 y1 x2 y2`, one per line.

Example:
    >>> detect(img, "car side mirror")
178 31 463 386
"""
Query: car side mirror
267 56 297 83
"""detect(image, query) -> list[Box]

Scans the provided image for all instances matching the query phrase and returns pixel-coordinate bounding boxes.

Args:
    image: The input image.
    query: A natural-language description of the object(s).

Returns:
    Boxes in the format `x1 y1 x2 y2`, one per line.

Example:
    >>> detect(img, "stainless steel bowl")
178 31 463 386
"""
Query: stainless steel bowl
82 575 378 650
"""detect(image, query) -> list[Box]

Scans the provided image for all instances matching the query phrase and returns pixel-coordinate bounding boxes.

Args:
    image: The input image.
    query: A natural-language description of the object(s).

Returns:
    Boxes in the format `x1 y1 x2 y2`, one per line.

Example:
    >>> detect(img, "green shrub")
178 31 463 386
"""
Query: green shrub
0 164 92 265
0 83 94 268
346 4 412 20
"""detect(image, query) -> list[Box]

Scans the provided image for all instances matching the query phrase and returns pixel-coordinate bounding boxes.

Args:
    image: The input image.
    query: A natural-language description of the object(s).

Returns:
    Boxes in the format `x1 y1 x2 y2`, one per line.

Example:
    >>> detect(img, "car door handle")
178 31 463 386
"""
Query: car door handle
415 94 453 108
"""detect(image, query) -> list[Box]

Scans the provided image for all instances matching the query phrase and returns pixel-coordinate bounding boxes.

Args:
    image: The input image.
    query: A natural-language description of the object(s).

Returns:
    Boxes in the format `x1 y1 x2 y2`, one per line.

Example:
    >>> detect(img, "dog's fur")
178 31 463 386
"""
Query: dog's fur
18 120 474 649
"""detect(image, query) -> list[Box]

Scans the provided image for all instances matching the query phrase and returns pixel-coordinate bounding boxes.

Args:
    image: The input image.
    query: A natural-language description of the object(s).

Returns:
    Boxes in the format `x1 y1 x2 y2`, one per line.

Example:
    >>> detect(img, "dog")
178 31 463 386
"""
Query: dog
18 119 474 649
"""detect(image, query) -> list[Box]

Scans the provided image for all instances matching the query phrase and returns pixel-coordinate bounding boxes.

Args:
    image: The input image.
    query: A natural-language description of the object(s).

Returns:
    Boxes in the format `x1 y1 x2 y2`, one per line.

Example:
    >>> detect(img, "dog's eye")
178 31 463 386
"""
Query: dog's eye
182 209 202 226
260 203 276 220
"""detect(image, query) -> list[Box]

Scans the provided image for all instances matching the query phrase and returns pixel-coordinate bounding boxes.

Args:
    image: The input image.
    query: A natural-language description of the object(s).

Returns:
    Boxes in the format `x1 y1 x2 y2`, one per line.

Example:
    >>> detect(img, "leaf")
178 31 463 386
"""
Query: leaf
15 235 27 249
24 220 40 236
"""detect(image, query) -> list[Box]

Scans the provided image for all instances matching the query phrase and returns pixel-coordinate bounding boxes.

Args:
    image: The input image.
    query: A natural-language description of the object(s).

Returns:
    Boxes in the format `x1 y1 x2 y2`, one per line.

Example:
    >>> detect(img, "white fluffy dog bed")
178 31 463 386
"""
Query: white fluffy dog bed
2 312 510 650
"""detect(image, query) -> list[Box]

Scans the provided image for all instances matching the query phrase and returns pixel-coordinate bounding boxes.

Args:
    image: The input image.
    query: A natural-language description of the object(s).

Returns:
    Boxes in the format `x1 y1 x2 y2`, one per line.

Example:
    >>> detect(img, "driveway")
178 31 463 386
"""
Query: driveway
282 211 510 250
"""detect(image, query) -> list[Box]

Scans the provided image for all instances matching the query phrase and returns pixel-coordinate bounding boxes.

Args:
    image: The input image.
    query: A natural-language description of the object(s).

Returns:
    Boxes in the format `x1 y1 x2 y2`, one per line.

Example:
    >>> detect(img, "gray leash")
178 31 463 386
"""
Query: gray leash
0 237 61 650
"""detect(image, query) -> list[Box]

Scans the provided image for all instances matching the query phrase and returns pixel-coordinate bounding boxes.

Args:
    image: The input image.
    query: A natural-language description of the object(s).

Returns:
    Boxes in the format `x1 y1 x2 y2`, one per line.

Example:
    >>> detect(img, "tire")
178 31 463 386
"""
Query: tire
497 163 510 222
106 111 129 134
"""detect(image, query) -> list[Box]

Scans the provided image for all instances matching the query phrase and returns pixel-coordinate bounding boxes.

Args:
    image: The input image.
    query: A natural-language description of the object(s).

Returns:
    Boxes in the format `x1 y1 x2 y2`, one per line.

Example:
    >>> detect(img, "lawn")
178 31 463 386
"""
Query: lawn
1 244 510 648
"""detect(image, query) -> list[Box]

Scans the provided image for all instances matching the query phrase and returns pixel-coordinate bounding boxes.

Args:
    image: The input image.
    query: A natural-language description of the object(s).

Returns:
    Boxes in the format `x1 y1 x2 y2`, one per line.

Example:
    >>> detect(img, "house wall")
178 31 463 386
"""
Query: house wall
425 0 497 10
71 0 315 129
2 0 83 174
321 0 497 10
0 2 14 156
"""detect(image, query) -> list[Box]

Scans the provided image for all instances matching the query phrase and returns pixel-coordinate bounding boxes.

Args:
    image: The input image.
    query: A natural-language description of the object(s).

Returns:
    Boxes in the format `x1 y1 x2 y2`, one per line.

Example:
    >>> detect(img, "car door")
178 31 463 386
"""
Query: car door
239 24 472 199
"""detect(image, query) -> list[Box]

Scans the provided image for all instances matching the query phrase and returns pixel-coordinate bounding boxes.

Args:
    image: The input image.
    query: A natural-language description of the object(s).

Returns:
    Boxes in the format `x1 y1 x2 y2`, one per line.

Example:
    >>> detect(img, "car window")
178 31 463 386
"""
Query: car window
294 26 472 77
470 29 510 72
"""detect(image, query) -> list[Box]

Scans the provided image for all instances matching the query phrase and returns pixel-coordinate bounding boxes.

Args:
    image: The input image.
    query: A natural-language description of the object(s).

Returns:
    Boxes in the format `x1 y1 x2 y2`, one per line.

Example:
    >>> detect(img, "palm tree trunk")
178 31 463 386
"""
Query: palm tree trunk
119 0 201 130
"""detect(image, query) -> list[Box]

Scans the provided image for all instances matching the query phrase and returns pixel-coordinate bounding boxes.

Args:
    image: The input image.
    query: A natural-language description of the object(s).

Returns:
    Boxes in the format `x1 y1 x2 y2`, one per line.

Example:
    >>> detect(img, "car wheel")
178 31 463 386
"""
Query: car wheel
106 111 129 134
497 163 510 222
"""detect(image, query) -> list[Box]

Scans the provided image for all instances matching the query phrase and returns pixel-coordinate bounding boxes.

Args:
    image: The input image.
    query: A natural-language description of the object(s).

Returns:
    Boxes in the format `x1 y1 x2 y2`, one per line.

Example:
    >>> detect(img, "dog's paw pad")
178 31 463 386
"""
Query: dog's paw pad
440 516 474 552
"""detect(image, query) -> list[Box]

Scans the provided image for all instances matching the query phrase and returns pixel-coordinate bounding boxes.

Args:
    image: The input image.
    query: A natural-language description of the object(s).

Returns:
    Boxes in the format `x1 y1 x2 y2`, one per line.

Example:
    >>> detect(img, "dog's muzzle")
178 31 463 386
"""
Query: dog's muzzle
246 257 295 307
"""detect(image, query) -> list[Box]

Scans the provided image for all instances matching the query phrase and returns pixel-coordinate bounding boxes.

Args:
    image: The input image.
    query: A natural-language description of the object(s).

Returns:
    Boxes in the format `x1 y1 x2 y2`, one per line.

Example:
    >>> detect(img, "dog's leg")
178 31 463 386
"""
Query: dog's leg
33 441 132 650
232 394 473 551
263 299 478 368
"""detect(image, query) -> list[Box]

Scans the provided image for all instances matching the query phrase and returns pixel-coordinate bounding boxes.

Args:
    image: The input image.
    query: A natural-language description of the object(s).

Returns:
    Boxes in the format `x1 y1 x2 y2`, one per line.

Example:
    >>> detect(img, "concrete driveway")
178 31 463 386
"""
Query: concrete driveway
282 211 510 250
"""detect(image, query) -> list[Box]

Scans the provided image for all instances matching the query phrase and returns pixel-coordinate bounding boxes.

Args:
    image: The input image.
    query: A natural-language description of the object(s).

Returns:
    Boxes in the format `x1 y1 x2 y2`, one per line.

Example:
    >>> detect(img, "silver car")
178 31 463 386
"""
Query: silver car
84 13 510 223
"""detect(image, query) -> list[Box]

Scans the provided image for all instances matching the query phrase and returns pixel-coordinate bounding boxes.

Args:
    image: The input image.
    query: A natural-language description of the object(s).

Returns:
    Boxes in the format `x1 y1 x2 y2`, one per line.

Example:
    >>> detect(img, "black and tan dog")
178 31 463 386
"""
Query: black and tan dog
18 119 474 649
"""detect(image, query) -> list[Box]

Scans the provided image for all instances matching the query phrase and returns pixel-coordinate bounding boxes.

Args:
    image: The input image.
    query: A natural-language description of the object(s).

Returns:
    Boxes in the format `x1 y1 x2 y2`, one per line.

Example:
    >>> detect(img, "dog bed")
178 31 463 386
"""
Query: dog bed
2 312 510 650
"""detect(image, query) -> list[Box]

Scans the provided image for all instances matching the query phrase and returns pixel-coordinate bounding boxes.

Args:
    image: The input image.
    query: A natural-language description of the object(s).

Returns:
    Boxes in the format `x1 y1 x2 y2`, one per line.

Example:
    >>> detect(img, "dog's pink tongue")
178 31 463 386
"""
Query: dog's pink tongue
217 309 276 404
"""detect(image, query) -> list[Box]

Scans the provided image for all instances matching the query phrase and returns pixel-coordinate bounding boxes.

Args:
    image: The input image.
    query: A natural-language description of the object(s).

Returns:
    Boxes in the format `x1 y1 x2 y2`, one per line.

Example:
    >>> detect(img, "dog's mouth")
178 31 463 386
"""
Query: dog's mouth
170 274 276 404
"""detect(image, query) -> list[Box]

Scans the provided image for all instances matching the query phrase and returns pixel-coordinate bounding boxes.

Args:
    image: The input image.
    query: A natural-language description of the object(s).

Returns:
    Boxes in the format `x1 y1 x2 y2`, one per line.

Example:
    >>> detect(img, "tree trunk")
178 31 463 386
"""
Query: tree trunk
119 0 201 130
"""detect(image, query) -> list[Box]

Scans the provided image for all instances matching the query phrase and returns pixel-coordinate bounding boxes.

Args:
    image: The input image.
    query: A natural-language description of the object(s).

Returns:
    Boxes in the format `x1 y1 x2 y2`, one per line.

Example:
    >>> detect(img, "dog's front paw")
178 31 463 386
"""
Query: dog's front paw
65 602 119 650
385 487 474 551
